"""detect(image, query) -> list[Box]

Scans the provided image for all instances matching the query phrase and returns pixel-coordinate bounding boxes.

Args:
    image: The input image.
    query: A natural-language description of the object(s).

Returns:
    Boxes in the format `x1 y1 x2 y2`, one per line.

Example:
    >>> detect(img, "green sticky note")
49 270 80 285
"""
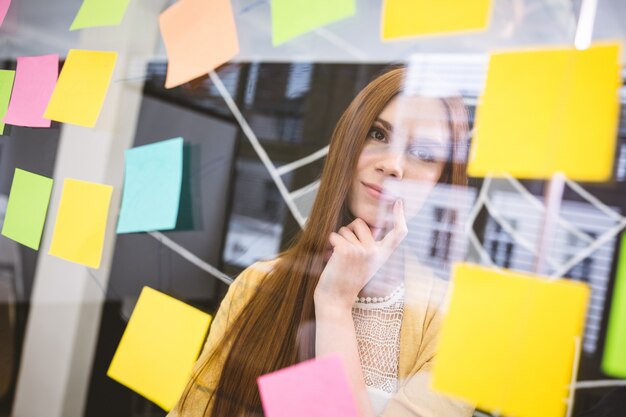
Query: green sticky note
70 0 131 30
0 70 15 134
1 168 54 250
271 0 355 46
602 233 626 378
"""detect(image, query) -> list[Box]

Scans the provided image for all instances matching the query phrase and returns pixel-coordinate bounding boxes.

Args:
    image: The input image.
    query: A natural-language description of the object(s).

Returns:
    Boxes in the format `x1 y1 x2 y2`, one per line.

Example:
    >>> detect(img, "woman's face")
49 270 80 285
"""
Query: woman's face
347 95 451 233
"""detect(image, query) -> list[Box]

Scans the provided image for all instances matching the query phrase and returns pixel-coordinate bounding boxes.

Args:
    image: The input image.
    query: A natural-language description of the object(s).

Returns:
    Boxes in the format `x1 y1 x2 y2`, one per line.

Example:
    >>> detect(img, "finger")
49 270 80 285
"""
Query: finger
323 247 333 262
371 226 384 241
329 232 349 249
338 226 360 245
346 218 375 247
381 200 408 251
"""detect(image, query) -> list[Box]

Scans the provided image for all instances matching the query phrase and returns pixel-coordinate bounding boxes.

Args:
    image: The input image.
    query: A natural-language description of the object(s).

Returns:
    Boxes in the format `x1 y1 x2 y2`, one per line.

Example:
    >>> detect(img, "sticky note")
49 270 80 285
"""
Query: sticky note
107 287 212 411
602 234 626 378
271 0 355 46
468 43 621 181
0 70 15 134
159 0 239 89
44 49 117 128
117 138 184 234
257 355 360 417
3 54 58 128
1 169 53 250
48 178 113 269
433 263 589 417
381 0 492 40
70 0 131 30
0 0 11 27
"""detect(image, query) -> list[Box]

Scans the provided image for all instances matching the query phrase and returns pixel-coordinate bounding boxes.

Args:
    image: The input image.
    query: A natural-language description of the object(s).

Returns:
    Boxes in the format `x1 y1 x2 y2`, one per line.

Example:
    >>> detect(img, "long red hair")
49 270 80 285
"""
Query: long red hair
178 67 469 416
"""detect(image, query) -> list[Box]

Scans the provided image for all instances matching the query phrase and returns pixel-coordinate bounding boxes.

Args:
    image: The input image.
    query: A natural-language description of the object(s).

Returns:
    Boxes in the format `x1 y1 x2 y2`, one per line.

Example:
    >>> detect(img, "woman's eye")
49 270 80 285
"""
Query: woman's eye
367 128 386 142
409 146 436 162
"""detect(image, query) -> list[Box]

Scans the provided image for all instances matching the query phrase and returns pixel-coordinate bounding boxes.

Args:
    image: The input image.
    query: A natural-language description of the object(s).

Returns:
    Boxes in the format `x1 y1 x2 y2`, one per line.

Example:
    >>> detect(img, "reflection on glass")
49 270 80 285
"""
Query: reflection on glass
172 66 475 417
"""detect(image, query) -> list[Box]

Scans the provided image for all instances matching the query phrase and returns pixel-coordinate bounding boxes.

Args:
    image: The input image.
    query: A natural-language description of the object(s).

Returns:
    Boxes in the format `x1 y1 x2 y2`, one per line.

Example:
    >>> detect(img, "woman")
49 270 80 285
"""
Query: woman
169 67 473 417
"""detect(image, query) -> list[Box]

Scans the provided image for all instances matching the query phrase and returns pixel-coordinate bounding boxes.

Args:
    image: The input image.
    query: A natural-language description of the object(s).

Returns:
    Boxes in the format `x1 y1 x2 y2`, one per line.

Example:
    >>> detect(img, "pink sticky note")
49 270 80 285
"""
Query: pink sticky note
3 54 59 128
257 355 360 417
0 0 11 27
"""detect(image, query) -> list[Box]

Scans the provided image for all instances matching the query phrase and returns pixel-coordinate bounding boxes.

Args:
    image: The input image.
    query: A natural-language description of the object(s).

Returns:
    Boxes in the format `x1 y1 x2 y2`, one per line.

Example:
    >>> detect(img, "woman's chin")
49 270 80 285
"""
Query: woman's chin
362 214 391 237
351 205 392 231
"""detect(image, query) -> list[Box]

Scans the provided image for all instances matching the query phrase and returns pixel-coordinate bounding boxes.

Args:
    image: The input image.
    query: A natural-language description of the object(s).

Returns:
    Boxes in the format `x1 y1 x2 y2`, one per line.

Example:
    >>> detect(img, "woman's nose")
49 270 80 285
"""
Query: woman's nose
375 151 404 178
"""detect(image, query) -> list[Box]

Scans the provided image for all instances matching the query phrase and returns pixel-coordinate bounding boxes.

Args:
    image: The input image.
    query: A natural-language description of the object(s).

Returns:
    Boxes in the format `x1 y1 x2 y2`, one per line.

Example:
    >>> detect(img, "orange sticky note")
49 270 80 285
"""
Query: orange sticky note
48 178 113 269
107 287 212 411
432 263 589 417
159 0 239 89
44 49 117 128
382 0 492 40
468 43 621 181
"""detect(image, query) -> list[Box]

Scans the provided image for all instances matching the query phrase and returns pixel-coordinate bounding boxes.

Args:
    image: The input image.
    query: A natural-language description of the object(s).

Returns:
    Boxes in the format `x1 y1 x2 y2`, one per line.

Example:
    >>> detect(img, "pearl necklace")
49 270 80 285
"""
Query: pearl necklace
355 282 405 304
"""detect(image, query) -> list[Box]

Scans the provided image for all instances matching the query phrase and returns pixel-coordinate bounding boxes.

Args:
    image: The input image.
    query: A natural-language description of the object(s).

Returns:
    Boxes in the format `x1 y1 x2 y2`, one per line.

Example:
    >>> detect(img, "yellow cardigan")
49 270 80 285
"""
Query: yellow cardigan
168 257 474 417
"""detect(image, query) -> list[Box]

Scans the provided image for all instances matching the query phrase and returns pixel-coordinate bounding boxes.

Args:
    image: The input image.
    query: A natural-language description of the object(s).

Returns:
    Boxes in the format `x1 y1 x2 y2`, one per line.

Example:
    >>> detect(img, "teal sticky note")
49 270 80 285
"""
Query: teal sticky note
0 70 15 134
116 138 183 234
271 0 355 46
1 168 54 250
602 233 626 378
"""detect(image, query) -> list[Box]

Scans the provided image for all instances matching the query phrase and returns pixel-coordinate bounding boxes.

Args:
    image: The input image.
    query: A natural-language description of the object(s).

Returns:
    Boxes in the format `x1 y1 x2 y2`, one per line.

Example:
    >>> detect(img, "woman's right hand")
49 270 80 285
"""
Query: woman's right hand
314 200 407 312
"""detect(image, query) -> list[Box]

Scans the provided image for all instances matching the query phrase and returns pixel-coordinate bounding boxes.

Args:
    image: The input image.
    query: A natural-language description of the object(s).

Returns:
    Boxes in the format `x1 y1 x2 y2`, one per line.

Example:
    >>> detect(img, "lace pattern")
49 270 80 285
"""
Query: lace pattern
352 287 404 395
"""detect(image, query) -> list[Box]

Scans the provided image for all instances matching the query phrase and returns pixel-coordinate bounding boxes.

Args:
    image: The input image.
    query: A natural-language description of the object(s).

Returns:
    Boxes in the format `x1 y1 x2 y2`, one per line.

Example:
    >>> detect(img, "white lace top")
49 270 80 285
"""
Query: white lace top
352 284 405 415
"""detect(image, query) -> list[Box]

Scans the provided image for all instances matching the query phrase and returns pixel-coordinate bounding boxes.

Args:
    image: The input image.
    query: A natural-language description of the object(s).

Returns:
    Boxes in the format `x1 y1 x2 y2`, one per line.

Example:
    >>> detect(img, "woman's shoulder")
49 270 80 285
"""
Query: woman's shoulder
229 258 280 294
239 258 278 280
209 259 280 335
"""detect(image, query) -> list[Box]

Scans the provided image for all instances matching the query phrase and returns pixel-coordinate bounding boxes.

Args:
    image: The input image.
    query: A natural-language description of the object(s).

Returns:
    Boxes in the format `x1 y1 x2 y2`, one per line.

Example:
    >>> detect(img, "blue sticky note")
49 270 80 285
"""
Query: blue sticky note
117 138 184 234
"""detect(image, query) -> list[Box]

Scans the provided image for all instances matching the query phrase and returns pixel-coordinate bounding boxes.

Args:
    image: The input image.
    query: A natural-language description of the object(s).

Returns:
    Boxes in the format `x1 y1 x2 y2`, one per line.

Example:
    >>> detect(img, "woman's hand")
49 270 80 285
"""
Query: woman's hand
314 200 407 312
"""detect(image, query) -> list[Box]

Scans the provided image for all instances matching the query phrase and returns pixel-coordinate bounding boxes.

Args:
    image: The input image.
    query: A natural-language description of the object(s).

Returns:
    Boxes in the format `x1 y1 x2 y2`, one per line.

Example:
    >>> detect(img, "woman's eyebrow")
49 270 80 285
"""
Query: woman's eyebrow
412 137 448 147
374 117 393 132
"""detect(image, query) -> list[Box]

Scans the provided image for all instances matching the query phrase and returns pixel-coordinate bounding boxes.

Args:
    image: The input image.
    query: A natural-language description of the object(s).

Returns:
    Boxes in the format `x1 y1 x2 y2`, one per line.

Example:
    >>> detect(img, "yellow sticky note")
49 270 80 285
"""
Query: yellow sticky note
381 0 492 40
468 43 621 181
433 263 589 417
44 49 117 128
107 287 212 411
48 178 113 269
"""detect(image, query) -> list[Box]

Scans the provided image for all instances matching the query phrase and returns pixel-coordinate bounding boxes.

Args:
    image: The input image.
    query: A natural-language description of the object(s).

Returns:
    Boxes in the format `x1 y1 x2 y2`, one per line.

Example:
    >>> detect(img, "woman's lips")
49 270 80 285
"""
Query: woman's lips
362 182 395 202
